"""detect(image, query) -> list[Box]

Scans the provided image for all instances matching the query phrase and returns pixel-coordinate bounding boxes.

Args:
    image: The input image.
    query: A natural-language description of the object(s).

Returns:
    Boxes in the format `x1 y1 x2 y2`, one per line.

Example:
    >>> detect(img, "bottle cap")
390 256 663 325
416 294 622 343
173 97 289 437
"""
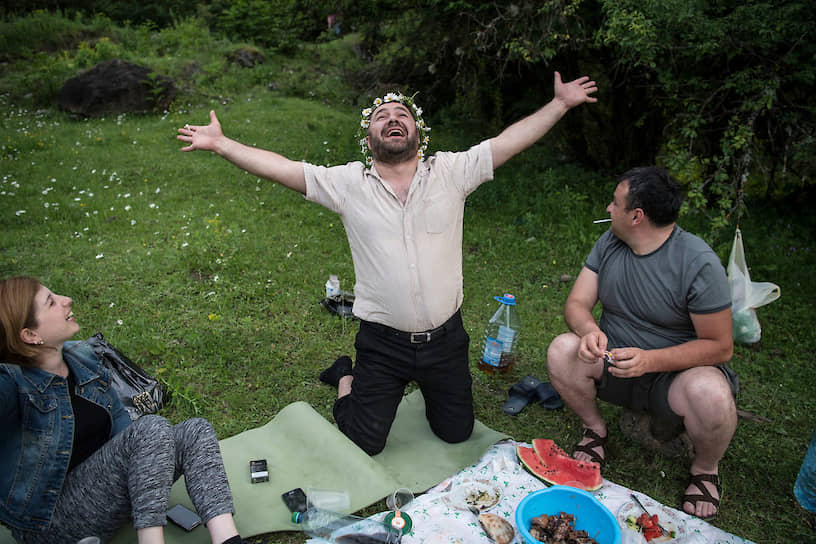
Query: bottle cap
494 293 516 305
292 511 302 524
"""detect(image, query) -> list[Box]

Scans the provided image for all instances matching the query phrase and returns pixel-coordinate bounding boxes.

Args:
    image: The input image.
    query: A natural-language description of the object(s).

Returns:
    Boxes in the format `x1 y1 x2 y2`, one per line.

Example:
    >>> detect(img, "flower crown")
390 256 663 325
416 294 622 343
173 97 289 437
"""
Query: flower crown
357 92 431 167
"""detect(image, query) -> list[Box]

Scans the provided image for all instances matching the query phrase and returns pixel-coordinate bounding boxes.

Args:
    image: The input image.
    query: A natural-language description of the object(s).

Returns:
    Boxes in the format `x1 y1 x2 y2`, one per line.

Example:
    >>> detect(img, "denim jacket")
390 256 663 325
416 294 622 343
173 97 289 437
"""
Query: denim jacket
0 340 131 532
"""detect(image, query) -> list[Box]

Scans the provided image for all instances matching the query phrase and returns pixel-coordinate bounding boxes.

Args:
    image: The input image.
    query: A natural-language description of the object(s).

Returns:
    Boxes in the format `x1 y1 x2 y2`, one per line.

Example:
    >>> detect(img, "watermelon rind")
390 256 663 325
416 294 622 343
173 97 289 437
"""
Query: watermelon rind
518 441 603 491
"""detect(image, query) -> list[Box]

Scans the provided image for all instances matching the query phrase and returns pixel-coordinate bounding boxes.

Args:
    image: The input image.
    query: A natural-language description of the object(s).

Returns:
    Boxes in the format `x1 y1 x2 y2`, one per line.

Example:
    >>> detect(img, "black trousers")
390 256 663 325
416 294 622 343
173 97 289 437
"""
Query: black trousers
333 310 474 455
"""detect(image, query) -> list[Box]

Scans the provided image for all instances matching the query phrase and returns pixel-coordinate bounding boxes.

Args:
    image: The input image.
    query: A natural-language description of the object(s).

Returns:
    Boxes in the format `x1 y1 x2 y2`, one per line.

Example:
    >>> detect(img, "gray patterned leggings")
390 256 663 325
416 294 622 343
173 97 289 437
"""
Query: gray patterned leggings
12 416 234 544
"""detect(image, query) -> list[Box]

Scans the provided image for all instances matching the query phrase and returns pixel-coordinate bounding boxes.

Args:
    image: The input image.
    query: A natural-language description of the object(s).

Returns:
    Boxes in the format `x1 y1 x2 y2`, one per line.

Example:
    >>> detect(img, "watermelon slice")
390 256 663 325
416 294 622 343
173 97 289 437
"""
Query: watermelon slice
517 440 603 491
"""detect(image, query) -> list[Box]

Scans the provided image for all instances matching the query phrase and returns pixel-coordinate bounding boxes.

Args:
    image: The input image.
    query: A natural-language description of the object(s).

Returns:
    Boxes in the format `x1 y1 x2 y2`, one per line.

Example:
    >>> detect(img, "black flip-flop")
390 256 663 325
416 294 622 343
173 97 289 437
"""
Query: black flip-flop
320 294 358 320
534 381 563 410
502 375 543 416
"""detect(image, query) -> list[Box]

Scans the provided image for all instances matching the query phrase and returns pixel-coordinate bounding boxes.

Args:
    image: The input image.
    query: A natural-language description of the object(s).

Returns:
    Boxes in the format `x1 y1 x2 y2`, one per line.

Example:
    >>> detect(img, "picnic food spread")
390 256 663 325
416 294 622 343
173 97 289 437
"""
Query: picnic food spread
517 440 603 491
528 512 600 544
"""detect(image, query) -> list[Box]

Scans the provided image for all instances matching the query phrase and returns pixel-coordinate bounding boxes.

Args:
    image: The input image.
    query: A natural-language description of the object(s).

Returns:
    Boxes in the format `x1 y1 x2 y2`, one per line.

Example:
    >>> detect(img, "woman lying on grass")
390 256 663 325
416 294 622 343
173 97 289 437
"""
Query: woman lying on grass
0 276 248 544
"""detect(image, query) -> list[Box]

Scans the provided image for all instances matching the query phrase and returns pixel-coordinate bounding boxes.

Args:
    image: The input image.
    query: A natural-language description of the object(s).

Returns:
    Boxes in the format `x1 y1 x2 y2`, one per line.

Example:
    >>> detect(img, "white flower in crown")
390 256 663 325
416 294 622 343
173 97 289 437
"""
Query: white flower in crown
356 91 431 167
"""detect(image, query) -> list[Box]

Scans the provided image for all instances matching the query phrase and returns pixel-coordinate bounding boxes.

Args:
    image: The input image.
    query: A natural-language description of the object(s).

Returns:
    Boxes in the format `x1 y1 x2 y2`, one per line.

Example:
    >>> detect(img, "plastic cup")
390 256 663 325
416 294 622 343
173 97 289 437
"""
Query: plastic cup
386 488 414 511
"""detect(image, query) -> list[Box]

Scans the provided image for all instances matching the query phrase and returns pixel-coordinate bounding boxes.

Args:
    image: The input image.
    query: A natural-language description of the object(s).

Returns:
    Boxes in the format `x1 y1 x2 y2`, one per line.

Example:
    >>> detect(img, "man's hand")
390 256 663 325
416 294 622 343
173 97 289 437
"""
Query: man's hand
577 330 608 364
490 71 598 168
607 347 653 378
553 71 598 110
177 110 223 152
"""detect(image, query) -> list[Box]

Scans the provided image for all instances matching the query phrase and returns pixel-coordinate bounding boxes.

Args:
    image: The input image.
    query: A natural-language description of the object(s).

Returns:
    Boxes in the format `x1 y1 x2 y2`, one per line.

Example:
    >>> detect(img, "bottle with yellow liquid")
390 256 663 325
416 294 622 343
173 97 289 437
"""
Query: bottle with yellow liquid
478 294 521 375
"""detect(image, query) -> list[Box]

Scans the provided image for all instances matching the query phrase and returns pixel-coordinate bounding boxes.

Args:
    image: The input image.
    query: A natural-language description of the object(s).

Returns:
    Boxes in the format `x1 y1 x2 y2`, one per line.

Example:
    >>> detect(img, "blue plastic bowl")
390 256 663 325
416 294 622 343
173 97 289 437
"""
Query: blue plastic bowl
515 486 621 544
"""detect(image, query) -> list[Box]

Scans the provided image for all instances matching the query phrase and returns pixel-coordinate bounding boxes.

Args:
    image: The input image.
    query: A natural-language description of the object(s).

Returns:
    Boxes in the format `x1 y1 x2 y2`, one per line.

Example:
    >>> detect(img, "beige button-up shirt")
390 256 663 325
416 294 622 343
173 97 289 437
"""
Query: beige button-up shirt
304 141 494 332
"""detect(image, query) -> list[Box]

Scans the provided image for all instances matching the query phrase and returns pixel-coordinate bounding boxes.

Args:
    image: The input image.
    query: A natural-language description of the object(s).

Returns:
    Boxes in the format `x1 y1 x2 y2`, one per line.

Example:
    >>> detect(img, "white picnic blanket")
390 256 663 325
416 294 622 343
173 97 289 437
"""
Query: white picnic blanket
311 440 754 544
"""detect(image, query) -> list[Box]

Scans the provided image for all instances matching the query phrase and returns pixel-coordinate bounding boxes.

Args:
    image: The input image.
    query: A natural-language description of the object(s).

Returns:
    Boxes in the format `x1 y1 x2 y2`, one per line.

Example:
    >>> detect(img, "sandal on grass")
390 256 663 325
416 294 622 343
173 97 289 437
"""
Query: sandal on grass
534 381 563 410
502 375 541 416
682 472 721 521
573 428 608 467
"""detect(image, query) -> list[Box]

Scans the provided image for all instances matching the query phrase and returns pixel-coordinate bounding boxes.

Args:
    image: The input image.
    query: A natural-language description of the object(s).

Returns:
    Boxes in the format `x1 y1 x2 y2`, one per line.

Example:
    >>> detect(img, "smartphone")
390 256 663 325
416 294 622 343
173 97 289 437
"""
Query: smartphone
281 487 308 513
167 504 201 531
250 459 269 483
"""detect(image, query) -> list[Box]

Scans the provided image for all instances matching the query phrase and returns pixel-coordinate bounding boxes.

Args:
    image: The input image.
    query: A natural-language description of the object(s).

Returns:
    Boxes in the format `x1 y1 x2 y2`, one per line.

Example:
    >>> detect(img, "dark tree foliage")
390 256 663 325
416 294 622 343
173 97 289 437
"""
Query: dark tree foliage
0 0 188 26
339 0 816 233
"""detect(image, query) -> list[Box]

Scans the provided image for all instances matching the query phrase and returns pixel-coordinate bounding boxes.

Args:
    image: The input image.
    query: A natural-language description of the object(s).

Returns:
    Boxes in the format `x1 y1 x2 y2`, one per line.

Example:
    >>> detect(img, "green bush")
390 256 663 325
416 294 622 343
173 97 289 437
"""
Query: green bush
213 0 325 53
0 10 110 61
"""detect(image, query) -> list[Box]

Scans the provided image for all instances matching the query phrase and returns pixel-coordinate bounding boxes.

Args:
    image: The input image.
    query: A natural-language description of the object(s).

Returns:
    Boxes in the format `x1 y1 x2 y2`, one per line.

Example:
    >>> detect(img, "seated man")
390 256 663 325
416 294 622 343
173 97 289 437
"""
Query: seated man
546 166 738 520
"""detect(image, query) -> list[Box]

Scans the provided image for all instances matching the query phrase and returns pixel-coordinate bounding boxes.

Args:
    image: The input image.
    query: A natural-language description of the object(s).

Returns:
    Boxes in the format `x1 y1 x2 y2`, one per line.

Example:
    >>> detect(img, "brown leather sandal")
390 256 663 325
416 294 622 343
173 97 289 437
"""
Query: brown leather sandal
682 473 721 520
573 428 608 467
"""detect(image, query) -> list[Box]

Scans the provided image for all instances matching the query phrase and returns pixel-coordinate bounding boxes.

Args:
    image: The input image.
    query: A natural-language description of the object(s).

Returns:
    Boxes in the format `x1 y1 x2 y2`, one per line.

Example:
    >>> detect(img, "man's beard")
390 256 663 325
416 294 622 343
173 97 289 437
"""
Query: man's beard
368 131 419 165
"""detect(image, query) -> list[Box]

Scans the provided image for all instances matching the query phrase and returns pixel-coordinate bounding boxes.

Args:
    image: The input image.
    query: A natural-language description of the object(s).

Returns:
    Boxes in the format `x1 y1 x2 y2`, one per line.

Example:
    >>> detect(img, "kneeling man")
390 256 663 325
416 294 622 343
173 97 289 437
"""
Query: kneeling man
547 166 738 520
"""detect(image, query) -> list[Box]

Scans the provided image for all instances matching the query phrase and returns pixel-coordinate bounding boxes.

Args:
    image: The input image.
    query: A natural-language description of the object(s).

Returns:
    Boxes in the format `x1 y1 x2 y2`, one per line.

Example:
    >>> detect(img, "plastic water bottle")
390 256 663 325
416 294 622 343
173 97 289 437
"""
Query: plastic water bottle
794 431 816 512
292 507 402 543
326 275 340 299
478 293 521 375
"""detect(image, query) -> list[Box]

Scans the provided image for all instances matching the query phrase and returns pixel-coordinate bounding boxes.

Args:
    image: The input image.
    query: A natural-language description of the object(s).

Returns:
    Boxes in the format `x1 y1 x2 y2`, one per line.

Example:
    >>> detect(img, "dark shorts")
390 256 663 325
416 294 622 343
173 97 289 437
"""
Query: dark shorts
333 310 474 455
596 361 739 427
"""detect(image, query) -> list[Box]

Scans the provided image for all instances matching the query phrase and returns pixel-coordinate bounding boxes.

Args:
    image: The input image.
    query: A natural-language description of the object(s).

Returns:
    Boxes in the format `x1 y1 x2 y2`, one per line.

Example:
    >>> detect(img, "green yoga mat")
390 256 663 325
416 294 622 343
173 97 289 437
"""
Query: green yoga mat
1 390 507 543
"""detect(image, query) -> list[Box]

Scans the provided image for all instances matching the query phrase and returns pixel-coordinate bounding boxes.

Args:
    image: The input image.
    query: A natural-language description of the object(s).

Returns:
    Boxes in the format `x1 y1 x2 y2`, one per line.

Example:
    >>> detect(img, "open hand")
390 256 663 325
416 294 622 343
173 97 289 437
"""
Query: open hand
177 110 223 152
553 71 598 110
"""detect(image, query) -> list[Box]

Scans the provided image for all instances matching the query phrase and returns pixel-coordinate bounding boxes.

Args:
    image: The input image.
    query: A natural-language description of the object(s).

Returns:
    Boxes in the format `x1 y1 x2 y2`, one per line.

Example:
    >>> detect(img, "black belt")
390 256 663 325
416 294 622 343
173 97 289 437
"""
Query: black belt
364 311 460 344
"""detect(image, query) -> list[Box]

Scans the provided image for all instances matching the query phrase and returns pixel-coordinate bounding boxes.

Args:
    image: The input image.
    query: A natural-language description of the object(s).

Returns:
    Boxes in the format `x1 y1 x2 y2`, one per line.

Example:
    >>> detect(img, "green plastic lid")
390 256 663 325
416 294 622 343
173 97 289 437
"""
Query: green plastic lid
384 511 413 535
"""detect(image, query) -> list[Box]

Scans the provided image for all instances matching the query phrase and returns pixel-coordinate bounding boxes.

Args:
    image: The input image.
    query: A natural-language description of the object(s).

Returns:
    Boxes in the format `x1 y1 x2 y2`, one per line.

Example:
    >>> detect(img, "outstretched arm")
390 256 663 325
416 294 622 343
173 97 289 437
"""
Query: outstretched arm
489 71 597 169
177 110 307 194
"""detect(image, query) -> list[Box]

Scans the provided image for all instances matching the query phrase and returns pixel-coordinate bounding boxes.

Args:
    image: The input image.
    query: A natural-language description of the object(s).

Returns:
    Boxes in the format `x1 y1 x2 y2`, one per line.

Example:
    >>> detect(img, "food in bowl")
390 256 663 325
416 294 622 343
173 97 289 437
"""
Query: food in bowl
515 486 621 544
529 512 598 544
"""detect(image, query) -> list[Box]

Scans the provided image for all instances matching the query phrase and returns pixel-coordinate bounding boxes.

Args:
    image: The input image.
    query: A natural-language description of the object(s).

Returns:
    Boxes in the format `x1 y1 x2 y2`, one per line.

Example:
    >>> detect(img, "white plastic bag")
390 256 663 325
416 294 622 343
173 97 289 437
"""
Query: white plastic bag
727 228 781 344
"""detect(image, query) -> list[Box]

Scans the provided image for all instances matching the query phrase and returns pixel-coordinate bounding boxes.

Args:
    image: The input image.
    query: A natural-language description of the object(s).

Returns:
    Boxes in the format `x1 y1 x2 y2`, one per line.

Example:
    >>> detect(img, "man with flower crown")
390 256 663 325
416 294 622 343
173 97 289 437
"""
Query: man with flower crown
177 72 597 455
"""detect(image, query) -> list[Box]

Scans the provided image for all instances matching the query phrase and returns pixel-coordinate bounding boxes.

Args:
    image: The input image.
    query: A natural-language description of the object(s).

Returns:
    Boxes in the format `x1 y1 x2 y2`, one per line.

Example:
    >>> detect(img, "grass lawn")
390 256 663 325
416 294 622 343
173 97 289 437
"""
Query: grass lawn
1 15 815 544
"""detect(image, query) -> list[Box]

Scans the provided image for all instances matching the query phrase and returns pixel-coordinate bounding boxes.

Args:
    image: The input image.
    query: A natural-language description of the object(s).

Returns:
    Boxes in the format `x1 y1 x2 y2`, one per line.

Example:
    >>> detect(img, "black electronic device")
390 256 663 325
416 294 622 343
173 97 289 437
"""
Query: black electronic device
281 487 308 513
167 504 201 531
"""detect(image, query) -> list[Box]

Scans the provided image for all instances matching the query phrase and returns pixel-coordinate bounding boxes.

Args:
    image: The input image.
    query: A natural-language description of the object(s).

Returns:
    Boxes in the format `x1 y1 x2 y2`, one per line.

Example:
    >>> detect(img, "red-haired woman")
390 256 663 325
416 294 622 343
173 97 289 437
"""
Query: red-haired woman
0 277 246 544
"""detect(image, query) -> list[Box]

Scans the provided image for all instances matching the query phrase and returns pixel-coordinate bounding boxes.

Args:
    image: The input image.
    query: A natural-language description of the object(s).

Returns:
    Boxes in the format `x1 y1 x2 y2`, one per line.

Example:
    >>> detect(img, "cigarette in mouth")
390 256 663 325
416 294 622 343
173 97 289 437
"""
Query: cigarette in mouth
593 218 612 223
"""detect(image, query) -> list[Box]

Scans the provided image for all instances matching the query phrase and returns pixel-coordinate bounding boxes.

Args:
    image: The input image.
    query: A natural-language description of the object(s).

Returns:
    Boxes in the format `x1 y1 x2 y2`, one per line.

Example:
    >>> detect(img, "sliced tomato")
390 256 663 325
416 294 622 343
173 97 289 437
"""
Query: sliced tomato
643 526 662 542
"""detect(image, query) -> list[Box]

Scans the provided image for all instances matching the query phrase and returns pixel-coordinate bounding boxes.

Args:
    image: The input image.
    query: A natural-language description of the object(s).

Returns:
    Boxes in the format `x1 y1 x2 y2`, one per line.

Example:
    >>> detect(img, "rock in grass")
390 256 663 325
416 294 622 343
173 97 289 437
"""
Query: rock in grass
58 59 176 117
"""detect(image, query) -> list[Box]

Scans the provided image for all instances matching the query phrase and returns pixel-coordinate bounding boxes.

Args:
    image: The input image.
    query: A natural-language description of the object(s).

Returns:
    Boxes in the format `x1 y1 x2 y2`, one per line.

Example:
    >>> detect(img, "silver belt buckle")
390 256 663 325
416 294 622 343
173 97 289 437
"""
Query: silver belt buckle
410 331 431 343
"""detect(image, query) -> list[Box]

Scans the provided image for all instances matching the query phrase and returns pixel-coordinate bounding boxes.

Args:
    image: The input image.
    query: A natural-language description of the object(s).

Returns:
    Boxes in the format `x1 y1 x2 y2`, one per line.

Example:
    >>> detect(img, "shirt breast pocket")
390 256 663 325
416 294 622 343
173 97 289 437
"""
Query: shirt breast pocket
423 197 457 234
23 393 58 433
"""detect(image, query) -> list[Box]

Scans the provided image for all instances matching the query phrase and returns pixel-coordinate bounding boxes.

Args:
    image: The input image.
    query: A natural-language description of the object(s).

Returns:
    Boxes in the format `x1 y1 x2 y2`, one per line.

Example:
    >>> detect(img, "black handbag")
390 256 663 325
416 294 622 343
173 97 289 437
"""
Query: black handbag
86 332 168 420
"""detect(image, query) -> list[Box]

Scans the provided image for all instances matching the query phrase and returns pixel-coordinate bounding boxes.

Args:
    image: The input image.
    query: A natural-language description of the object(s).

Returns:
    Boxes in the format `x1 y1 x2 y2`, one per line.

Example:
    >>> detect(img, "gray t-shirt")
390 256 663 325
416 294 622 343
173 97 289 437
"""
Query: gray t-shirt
586 225 730 350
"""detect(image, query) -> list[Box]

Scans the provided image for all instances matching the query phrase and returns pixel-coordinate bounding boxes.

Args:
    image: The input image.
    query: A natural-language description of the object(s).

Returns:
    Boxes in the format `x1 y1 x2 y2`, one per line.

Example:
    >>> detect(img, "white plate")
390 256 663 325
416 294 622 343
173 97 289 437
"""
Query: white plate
445 479 502 511
617 498 686 543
